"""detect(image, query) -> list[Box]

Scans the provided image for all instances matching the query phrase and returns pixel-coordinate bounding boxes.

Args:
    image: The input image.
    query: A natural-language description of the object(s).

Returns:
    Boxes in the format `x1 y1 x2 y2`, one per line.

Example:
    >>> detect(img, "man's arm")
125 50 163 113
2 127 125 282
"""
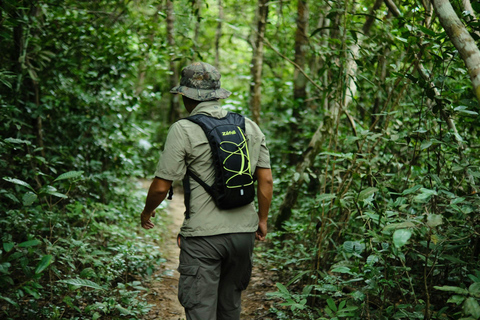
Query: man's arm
140 177 173 229
255 167 273 241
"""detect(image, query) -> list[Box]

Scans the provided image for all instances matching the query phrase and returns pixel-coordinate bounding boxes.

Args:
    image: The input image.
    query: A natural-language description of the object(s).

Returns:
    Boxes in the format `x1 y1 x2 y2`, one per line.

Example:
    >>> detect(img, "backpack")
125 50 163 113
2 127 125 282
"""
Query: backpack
183 112 255 217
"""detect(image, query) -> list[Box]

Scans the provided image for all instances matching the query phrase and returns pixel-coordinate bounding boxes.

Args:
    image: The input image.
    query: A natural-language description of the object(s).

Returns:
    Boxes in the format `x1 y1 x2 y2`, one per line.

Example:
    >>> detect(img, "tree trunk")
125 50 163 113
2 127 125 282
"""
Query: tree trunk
215 0 223 68
431 0 480 102
274 1 380 231
293 0 309 102
166 0 180 122
249 0 269 125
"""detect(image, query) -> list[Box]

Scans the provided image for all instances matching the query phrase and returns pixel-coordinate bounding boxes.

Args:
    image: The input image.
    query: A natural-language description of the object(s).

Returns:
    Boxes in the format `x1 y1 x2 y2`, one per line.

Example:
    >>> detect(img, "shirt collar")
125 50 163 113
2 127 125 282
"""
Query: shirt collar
190 100 225 117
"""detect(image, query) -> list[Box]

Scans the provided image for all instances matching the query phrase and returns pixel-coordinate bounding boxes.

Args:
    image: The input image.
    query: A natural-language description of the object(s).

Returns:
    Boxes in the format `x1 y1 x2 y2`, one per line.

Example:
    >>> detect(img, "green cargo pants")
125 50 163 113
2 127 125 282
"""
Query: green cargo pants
177 233 255 320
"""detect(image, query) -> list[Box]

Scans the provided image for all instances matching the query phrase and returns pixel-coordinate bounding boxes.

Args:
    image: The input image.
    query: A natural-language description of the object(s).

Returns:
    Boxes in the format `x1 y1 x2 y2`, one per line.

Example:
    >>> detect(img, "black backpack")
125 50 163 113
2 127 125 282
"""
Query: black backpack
183 112 255 217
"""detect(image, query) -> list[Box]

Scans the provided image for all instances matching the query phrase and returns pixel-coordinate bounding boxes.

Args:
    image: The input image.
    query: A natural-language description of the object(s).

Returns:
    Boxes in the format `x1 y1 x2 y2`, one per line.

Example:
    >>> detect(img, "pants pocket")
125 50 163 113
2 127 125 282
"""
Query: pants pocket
177 264 200 309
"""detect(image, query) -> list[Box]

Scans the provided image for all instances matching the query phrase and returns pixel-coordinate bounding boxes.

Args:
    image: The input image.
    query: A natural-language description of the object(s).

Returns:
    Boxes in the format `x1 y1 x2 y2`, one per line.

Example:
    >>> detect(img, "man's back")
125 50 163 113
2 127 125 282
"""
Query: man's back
154 100 270 237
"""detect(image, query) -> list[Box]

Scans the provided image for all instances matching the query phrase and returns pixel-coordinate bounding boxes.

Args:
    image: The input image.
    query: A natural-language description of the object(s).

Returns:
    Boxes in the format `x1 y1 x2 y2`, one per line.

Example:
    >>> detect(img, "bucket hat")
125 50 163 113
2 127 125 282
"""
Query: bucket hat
170 62 231 101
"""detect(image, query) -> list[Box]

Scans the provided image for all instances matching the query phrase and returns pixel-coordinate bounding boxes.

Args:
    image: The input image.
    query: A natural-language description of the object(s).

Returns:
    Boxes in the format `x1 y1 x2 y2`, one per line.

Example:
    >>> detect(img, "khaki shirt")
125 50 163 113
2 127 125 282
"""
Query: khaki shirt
154 101 271 237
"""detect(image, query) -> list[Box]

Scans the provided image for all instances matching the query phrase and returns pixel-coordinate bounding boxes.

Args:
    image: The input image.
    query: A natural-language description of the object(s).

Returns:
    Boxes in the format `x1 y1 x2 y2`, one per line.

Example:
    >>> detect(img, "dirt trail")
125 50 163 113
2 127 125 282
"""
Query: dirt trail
142 183 277 319
144 185 185 320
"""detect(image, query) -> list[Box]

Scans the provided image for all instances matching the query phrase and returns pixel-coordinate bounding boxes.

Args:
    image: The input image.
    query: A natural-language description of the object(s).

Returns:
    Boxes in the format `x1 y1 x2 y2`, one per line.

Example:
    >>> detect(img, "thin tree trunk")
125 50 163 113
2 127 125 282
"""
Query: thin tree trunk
293 0 309 101
288 0 309 164
194 0 201 52
249 0 269 125
215 0 223 68
274 0 380 231
166 0 180 122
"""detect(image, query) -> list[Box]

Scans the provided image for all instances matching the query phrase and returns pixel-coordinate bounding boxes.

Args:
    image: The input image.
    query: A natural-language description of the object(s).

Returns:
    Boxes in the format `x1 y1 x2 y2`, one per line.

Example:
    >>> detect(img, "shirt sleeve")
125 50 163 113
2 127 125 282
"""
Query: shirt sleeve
256 135 271 169
154 122 188 181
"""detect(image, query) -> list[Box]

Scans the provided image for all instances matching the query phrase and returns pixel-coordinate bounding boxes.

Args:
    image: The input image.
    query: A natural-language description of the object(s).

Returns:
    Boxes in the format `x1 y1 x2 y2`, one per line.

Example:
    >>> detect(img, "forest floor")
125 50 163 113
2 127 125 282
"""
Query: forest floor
140 182 278 320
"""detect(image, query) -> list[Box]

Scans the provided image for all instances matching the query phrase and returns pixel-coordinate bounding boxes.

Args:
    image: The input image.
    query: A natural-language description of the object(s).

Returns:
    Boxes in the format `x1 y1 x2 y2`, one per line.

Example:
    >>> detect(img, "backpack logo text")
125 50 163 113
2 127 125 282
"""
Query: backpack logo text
222 130 236 136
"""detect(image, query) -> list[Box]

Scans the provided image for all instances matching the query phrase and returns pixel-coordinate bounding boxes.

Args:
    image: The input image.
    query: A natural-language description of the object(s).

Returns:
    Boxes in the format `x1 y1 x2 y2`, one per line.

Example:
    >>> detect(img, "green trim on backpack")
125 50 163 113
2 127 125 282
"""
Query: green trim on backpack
183 112 255 218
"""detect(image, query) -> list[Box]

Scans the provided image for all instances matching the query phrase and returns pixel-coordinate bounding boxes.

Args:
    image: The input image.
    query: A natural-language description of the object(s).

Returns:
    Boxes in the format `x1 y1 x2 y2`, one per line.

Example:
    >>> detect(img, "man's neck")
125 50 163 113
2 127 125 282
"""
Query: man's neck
182 96 201 113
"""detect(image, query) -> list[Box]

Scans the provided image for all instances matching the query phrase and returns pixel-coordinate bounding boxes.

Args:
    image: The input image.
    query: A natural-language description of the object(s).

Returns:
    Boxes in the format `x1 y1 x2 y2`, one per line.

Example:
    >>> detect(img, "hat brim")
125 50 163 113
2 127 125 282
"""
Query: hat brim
170 85 231 101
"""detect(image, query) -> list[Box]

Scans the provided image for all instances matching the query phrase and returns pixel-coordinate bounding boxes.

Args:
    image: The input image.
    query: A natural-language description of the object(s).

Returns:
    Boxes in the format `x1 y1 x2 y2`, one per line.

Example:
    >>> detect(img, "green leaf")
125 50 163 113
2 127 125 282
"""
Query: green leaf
22 192 37 206
473 1 480 13
0 262 11 274
326 298 337 312
115 305 132 315
4 138 31 145
358 187 379 201
18 239 41 248
447 295 466 305
416 24 436 37
366 254 379 265
451 197 466 205
317 193 336 202
383 221 416 231
35 255 53 274
3 177 35 191
331 266 353 275
275 282 289 294
58 278 105 290
0 295 18 307
402 185 422 195
434 285 469 295
320 151 353 159
343 241 364 254
469 283 480 297
47 191 68 199
54 171 84 181
414 188 437 202
393 229 412 248
454 105 478 115
3 243 14 252
464 297 480 318
426 214 443 228
420 140 432 150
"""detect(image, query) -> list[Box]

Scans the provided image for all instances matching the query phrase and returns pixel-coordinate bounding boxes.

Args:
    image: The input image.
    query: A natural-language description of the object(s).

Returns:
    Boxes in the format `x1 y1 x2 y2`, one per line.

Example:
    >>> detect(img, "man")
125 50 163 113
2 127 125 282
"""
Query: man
140 61 273 320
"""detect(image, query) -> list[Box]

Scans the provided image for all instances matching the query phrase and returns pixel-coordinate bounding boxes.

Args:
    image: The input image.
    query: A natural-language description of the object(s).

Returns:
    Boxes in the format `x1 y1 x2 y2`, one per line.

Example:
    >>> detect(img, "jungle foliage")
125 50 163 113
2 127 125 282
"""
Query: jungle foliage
1 0 480 319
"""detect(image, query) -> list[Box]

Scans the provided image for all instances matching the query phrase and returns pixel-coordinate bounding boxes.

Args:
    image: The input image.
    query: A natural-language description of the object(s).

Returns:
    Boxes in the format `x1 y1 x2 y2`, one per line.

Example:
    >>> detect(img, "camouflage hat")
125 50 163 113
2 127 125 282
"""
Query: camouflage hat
170 62 231 101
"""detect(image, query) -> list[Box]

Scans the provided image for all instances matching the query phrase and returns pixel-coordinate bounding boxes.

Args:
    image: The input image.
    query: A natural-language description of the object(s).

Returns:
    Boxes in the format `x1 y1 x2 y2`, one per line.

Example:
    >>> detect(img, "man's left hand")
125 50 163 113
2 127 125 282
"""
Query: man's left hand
141 211 156 229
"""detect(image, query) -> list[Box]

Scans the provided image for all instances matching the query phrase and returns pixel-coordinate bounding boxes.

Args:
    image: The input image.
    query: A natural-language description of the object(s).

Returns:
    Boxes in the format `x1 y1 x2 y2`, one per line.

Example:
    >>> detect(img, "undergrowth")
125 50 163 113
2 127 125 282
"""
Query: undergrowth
1 175 166 319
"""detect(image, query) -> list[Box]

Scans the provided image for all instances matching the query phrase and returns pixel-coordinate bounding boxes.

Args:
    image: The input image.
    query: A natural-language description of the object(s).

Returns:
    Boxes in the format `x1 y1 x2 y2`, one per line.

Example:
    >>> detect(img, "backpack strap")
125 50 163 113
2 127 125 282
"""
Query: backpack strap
182 174 191 219
183 169 216 219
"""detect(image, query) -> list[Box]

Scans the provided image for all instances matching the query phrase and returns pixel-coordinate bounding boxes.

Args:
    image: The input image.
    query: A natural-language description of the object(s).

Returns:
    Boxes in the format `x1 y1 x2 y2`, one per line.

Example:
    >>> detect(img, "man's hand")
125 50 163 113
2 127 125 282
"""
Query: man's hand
141 210 156 229
256 220 267 241
140 178 172 230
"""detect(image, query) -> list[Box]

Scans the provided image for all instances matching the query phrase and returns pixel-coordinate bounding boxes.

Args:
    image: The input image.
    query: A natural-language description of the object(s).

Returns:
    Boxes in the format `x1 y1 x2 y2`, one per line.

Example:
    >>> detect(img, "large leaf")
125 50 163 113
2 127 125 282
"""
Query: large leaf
469 283 480 298
426 214 443 228
22 192 37 206
358 187 379 201
316 193 336 202
54 171 84 182
0 295 18 307
3 243 14 252
35 255 53 274
414 188 437 203
58 278 105 290
393 229 412 248
18 239 41 248
3 177 35 192
434 285 469 295
463 297 480 318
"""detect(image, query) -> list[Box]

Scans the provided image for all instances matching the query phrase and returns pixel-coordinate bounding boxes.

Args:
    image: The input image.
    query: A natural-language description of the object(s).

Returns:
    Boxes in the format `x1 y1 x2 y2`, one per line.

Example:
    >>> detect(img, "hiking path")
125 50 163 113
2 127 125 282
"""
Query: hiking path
140 181 277 319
